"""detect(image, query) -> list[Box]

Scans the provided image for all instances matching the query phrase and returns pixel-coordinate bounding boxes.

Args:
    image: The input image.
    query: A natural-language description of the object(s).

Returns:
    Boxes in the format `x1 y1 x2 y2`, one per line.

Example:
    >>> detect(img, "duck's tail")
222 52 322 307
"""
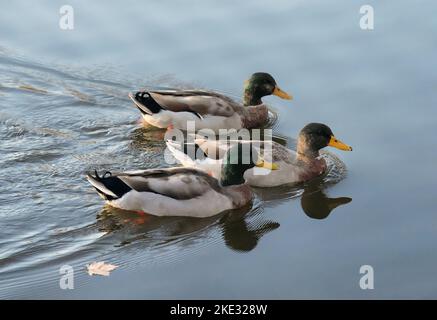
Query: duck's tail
166 139 198 167
86 170 131 201
128 91 162 115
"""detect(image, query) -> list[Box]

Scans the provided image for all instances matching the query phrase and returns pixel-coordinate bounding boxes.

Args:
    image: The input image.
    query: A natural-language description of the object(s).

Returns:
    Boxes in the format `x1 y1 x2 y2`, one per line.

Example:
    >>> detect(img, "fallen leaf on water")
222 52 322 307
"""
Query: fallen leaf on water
86 261 118 276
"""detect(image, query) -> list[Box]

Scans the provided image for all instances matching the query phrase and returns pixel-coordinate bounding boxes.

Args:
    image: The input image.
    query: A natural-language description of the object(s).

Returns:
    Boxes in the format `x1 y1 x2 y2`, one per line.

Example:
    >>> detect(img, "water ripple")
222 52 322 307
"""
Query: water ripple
0 51 351 298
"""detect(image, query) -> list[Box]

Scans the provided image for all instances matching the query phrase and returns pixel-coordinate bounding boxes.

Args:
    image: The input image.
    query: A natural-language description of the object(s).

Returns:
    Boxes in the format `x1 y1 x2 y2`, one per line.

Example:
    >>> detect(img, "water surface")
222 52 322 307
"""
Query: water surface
0 0 436 298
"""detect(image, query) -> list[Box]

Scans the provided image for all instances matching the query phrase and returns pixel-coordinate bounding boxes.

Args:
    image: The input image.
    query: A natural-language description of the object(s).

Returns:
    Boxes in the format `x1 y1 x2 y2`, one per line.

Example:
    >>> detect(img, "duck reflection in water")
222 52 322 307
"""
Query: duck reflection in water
95 204 279 252
95 176 351 252
300 179 351 219
253 176 352 220
219 206 280 252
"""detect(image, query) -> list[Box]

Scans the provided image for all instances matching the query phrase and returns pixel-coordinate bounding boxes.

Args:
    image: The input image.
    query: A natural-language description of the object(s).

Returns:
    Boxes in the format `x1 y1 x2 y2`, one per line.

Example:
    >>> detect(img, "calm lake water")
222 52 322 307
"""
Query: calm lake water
1 0 436 299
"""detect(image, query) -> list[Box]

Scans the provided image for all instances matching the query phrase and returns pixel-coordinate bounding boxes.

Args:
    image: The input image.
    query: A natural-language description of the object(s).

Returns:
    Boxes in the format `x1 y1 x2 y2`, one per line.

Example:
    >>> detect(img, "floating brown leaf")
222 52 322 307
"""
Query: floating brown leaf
86 261 118 276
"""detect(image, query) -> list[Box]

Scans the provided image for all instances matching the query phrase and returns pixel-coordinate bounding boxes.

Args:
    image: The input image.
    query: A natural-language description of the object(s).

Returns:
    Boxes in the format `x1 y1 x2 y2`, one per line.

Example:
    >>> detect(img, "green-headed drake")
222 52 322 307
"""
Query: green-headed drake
129 72 292 132
87 143 278 217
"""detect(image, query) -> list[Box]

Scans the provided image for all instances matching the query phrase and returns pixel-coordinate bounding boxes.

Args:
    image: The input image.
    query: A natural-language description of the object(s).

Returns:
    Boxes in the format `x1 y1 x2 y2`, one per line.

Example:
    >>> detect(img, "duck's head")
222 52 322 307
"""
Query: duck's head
297 123 352 159
221 142 279 186
243 72 292 106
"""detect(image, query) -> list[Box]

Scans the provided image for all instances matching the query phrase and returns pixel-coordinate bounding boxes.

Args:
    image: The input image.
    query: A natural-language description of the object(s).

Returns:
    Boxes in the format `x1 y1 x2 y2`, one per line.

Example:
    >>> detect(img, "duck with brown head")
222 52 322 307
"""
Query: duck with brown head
295 123 352 181
166 123 352 187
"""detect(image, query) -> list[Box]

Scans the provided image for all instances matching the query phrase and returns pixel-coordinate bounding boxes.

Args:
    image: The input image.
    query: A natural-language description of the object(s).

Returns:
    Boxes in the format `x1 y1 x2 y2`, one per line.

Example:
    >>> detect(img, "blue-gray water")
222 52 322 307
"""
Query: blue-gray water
0 0 436 299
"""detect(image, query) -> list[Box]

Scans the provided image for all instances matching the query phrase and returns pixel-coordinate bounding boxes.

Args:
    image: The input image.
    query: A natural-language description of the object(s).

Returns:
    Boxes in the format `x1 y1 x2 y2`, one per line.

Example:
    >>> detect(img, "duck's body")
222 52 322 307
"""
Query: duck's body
129 73 292 132
243 145 327 187
87 143 274 217
167 139 318 187
129 90 267 131
166 123 352 187
87 168 252 218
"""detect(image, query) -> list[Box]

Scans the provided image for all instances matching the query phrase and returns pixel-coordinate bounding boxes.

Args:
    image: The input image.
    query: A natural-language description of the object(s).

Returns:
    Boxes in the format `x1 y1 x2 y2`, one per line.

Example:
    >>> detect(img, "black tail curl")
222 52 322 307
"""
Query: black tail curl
88 170 131 201
134 91 163 114
92 170 112 180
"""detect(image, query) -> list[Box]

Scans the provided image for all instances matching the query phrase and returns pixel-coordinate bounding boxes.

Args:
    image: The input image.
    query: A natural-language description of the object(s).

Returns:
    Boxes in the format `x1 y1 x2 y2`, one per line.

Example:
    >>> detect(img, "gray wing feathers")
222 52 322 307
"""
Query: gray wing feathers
117 168 221 200
149 90 240 117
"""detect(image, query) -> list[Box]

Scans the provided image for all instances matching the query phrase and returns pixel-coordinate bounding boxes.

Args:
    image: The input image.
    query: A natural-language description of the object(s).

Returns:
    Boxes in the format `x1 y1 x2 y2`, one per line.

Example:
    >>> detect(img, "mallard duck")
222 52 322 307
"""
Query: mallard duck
128 72 292 131
86 143 278 217
166 123 352 187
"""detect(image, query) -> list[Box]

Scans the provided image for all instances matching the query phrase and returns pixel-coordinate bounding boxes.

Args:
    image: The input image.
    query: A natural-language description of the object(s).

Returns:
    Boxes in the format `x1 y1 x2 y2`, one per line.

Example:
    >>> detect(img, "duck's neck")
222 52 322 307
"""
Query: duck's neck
296 141 327 179
220 161 253 186
243 88 262 106
296 152 327 181
222 184 252 208
241 104 269 128
296 139 320 163
220 170 246 186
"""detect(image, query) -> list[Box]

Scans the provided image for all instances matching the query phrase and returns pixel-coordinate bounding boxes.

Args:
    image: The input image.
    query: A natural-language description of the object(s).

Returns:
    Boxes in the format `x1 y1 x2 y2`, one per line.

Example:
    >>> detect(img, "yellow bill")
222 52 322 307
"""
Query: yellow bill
272 86 293 100
328 136 353 151
256 160 279 170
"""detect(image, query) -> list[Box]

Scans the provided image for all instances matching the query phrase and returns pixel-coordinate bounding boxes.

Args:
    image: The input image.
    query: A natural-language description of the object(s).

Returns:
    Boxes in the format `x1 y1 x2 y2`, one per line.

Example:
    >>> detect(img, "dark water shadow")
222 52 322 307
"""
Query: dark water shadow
300 178 352 220
95 202 279 253
254 175 352 220
94 176 351 255
218 206 280 252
